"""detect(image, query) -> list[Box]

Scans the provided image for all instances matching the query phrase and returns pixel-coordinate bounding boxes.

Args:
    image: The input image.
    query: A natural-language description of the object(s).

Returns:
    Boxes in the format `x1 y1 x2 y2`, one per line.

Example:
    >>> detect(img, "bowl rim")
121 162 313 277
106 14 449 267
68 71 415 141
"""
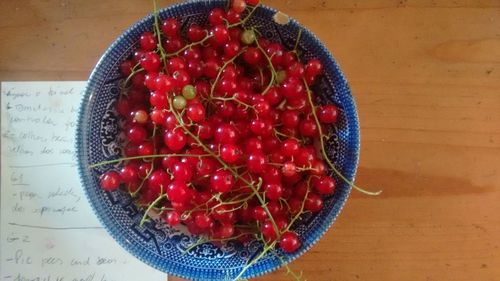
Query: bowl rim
76 1 360 280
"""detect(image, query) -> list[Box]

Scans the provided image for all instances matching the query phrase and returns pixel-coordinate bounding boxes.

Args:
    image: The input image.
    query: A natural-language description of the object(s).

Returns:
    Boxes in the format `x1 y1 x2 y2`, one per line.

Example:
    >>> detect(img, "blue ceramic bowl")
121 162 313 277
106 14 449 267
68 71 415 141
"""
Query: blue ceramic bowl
76 1 359 280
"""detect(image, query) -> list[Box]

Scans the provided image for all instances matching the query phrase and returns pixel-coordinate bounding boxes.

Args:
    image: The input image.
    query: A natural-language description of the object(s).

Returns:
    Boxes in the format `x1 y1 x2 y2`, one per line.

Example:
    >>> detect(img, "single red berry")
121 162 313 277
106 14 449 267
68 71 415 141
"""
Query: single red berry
226 9 242 24
313 175 336 195
282 161 297 177
281 138 300 157
208 8 226 26
147 169 170 194
126 125 147 144
211 170 235 193
172 162 193 182
245 137 263 153
167 181 191 203
287 62 305 78
100 171 121 191
167 57 186 73
214 123 239 144
305 192 324 213
223 40 241 58
203 58 221 79
137 141 154 156
120 164 138 183
261 220 278 242
140 32 157 51
210 24 230 46
243 47 262 64
281 110 300 128
165 211 181 226
317 104 339 124
187 24 206 42
262 166 282 184
305 59 323 77
247 152 266 174
264 183 283 200
220 144 242 164
299 117 319 137
164 129 187 152
140 52 161 72
280 231 301 253
253 206 268 221
186 103 206 122
138 162 152 178
161 18 180 37
195 212 214 229
163 37 185 53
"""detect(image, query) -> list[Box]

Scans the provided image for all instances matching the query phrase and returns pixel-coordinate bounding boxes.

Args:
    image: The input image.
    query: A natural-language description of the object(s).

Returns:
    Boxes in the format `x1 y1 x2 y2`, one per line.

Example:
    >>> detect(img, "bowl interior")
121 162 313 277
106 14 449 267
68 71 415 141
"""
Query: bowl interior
77 1 359 280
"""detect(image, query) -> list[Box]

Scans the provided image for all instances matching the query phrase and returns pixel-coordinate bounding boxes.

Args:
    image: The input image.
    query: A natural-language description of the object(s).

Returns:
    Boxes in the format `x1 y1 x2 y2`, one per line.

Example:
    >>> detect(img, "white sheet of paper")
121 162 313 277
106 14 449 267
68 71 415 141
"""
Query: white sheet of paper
0 82 167 281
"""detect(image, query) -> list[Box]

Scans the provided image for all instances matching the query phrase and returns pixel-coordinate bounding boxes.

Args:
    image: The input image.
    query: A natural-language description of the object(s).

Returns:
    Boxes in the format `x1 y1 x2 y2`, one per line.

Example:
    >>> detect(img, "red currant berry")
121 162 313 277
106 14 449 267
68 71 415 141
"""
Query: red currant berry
187 24 206 42
140 52 161 72
140 32 157 51
208 8 226 26
211 170 235 193
100 171 121 191
214 123 239 144
313 175 336 195
167 181 191 203
247 152 266 174
172 162 193 182
161 18 180 37
317 104 339 124
264 183 283 200
305 192 324 213
220 144 242 164
280 231 301 253
186 103 206 122
165 211 180 226
164 129 187 152
281 138 300 157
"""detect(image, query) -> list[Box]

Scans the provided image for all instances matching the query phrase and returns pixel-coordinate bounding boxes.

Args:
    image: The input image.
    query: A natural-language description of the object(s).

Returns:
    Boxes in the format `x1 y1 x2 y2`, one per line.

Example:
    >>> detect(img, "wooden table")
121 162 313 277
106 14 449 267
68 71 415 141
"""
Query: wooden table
1 1 499 280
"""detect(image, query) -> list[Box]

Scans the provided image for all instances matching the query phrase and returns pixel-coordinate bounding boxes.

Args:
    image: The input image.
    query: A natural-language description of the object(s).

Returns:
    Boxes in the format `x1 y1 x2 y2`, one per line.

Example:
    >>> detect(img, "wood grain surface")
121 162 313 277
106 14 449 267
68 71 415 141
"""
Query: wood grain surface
1 1 499 280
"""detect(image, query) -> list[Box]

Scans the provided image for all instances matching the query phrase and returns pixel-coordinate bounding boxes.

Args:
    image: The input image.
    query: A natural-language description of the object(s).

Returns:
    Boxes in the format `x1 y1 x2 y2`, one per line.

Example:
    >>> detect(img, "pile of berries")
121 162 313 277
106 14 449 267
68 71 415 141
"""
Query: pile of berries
98 0 340 255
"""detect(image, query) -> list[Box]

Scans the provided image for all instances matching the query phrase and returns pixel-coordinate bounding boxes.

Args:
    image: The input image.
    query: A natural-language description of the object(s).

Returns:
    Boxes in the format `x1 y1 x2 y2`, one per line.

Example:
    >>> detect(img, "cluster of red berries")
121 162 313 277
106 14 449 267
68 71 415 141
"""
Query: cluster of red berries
99 0 339 254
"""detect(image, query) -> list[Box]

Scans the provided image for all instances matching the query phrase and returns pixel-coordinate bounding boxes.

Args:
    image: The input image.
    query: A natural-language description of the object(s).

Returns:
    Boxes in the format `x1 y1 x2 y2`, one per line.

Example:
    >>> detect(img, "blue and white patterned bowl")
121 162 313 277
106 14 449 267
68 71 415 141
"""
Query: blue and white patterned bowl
76 1 359 280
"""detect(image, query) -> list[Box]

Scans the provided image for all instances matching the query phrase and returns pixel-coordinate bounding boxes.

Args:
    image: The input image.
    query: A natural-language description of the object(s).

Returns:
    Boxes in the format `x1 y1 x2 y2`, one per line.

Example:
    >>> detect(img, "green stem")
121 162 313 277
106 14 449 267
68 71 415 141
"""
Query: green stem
293 28 303 53
168 100 281 237
152 0 167 69
303 79 382 196
227 4 259 28
139 193 166 226
254 36 276 95
209 49 247 98
165 35 212 58
233 241 277 280
89 153 211 168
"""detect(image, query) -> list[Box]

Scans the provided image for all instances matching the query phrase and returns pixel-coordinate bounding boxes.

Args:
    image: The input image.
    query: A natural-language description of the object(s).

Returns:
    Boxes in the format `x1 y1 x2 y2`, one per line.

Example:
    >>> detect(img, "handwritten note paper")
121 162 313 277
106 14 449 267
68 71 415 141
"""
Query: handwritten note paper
0 82 167 281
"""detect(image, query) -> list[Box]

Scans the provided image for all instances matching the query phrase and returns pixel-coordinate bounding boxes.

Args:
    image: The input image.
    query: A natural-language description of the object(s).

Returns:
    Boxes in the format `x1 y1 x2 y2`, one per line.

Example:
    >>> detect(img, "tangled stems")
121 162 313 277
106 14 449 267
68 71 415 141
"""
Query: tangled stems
254 33 277 95
89 153 211 168
139 193 166 226
168 99 282 238
227 4 260 29
209 48 248 98
165 35 212 58
303 79 382 196
233 241 277 281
